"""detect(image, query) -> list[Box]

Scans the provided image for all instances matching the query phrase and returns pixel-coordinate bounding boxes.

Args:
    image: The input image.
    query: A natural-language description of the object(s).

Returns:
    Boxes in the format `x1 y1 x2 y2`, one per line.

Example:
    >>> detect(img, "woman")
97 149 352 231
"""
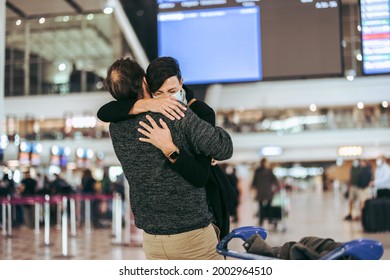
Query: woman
97 56 237 239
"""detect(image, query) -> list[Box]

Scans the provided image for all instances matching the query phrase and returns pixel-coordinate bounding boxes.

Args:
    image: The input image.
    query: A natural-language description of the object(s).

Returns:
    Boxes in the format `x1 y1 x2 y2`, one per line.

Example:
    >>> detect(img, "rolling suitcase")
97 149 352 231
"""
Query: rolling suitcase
362 198 390 232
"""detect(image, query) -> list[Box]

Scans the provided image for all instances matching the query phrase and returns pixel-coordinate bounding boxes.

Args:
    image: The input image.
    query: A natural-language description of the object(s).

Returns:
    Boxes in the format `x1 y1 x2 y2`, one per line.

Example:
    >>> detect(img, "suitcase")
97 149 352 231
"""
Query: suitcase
362 198 390 232
268 206 282 220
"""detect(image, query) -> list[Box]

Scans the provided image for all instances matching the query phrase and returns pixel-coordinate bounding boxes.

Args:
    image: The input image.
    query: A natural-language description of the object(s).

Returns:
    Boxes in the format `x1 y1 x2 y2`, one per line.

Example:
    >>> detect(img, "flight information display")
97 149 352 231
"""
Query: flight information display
157 0 343 84
360 0 390 75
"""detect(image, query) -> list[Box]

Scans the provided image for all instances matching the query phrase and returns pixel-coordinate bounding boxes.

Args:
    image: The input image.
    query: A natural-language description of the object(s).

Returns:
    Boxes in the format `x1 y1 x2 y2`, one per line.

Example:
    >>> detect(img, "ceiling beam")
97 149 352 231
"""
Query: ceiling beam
6 1 26 18
64 0 83 14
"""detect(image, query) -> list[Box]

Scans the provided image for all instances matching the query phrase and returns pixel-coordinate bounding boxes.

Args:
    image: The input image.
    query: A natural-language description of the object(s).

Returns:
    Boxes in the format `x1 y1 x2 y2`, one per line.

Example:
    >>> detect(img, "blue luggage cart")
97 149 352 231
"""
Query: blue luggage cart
217 226 384 260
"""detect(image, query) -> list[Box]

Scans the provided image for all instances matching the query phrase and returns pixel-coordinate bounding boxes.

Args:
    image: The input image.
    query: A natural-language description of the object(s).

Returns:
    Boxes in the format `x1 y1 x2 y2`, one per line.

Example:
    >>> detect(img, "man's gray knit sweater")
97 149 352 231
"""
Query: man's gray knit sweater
109 107 233 235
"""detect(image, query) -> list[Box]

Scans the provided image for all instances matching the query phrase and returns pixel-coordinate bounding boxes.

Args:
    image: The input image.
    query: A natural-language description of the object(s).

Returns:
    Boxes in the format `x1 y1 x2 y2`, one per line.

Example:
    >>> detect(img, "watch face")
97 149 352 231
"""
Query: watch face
169 151 179 160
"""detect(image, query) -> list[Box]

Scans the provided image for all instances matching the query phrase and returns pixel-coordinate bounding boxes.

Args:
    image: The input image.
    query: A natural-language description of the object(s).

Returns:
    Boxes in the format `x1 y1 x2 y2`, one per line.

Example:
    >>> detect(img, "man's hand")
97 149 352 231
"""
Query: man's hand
133 96 187 120
138 115 177 156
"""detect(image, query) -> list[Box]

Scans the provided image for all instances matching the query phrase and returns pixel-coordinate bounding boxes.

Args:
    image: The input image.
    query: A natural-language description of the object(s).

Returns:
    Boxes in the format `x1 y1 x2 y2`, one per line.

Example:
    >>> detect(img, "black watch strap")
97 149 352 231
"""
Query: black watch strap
168 150 179 160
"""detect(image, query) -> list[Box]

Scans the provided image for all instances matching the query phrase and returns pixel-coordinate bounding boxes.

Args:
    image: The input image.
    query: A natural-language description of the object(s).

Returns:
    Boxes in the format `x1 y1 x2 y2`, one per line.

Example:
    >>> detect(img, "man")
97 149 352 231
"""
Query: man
104 58 233 260
344 159 362 221
251 158 279 226
372 155 390 198
19 172 37 228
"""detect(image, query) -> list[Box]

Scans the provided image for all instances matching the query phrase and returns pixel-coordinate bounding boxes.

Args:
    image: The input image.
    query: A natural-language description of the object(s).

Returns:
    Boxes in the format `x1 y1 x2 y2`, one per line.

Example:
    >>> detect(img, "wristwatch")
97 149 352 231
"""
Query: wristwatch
168 150 179 160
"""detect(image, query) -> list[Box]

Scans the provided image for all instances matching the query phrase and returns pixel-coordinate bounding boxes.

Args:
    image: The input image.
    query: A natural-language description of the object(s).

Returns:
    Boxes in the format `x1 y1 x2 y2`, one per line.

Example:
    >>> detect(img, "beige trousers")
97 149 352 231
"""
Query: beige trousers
143 223 224 260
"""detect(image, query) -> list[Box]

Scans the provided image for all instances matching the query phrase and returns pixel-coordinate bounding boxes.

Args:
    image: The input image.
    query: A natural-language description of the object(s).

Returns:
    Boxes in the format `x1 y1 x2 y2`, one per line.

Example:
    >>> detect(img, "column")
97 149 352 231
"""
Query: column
0 0 6 135
23 21 30 96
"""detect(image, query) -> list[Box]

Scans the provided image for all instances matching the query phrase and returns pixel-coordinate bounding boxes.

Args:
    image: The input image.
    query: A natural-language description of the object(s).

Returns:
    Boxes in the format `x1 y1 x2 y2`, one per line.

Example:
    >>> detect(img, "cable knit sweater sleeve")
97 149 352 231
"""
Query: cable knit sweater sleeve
177 108 233 161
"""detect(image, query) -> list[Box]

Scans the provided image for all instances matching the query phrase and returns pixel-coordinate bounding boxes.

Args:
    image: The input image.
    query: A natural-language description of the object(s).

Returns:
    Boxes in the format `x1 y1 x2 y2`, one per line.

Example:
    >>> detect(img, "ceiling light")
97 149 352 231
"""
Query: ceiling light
58 63 67 71
103 0 116 14
345 69 356 81
103 7 113 14
51 145 59 156
338 146 363 157
259 146 283 156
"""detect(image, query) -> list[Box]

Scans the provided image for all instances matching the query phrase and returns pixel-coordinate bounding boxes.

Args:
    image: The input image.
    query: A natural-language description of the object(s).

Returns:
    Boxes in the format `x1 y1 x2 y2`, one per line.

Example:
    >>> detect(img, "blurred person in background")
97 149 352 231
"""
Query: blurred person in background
224 165 240 223
0 172 14 227
19 171 37 228
344 159 362 221
81 169 104 228
100 169 113 219
371 155 390 198
353 159 372 221
251 158 279 226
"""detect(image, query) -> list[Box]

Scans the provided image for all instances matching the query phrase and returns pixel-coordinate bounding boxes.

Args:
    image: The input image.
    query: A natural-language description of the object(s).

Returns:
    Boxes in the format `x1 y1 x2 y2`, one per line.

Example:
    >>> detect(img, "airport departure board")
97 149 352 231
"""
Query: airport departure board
157 0 343 84
360 0 390 75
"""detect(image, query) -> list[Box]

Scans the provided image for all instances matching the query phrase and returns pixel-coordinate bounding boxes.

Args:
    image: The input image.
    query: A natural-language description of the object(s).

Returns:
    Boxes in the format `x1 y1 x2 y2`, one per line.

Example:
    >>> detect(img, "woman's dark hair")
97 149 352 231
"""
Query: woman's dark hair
103 58 145 100
146 57 182 93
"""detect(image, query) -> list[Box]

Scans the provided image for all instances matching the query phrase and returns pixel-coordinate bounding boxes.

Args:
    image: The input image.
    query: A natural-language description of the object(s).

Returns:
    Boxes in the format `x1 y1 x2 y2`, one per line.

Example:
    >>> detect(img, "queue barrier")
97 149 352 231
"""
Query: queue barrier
0 192 141 258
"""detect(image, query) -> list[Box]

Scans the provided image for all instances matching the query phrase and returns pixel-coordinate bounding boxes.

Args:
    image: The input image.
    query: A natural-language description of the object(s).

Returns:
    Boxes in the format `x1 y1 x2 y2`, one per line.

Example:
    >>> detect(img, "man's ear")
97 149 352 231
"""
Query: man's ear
143 77 147 88
143 77 151 93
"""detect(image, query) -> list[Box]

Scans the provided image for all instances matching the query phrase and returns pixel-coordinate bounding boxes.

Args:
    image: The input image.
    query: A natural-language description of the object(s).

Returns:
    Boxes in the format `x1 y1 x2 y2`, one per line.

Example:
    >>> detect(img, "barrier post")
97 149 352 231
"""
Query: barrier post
85 198 91 233
44 195 50 246
2 202 6 236
61 196 68 257
123 180 131 245
111 192 117 236
7 195 11 236
34 201 40 234
1 202 7 236
113 192 122 244
56 201 61 229
70 197 76 237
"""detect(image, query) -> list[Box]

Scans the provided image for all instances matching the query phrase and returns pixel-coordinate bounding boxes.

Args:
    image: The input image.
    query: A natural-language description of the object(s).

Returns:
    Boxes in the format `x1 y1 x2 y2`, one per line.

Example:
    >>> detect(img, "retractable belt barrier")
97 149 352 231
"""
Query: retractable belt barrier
0 193 114 205
1 193 127 258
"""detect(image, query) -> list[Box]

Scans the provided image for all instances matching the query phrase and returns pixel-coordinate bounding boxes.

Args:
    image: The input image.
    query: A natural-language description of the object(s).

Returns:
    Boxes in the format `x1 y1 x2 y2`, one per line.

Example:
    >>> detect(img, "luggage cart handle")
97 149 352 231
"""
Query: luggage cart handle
216 226 275 260
320 239 384 260
217 226 267 250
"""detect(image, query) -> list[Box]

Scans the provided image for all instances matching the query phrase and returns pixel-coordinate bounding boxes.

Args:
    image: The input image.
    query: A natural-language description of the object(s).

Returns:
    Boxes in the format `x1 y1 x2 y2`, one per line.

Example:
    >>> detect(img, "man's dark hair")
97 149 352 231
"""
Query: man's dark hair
146 57 182 93
103 58 145 100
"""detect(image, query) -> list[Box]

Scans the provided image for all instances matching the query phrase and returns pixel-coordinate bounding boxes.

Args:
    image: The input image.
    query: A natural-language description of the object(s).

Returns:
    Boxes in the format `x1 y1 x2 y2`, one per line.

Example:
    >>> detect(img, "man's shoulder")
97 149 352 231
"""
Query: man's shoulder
109 114 145 128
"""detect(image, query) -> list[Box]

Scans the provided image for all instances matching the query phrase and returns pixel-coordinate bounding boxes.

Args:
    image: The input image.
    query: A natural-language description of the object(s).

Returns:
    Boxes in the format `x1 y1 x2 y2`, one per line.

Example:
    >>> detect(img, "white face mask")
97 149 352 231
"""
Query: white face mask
172 90 186 103
152 89 185 102
376 159 383 166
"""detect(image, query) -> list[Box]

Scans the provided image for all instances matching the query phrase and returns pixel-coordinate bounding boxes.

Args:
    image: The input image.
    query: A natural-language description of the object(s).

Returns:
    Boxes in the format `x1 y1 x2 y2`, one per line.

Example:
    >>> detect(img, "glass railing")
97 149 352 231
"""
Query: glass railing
2 105 389 142
217 107 389 134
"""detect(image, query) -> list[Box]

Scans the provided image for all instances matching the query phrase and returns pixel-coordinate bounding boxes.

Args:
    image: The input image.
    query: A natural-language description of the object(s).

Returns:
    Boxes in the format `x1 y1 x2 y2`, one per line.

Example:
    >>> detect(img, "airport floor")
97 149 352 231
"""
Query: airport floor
1 184 389 260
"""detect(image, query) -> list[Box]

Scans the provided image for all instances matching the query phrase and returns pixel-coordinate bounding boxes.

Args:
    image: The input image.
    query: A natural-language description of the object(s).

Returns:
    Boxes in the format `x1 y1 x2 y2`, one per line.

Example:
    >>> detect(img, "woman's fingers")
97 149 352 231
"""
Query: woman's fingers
163 107 181 120
161 110 176 121
138 137 151 143
161 98 186 120
159 118 169 129
145 115 159 128
167 98 187 115
138 121 152 133
137 128 150 137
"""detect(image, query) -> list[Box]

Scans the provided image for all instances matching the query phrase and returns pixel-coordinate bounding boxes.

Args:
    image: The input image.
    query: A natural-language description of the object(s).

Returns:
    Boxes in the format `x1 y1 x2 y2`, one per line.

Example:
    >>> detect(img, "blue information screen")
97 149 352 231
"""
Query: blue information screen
158 6 262 84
